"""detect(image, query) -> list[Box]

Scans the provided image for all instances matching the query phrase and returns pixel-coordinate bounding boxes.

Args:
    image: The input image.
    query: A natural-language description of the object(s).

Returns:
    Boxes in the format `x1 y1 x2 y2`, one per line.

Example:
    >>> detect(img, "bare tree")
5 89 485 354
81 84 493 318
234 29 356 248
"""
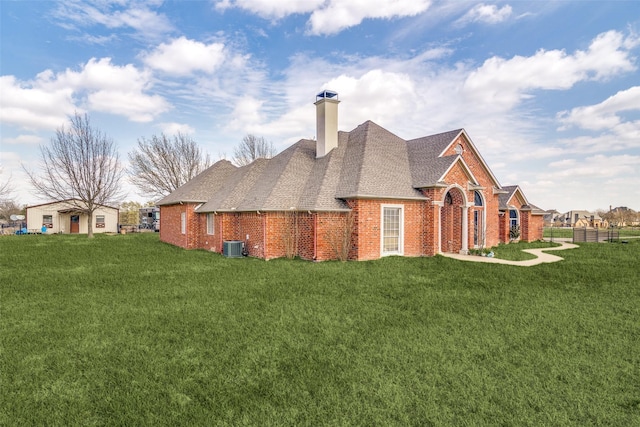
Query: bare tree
128 133 210 199
0 168 13 201
23 113 124 238
232 134 276 166
0 199 23 222
119 200 143 226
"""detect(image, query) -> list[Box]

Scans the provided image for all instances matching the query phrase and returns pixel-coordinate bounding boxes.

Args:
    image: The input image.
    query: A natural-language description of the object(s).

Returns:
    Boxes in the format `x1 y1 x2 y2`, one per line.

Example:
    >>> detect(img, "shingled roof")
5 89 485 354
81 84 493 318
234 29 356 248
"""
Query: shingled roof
159 121 491 212
157 160 237 205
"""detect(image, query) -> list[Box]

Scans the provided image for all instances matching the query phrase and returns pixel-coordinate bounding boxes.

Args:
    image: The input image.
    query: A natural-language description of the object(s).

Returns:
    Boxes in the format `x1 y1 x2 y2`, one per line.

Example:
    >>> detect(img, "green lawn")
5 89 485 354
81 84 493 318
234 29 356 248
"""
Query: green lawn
1 234 639 426
544 226 640 239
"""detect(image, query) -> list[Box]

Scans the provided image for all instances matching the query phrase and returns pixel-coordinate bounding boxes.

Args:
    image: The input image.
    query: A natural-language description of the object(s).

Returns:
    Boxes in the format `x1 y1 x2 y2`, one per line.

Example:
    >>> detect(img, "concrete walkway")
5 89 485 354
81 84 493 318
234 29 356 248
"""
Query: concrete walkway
440 241 579 267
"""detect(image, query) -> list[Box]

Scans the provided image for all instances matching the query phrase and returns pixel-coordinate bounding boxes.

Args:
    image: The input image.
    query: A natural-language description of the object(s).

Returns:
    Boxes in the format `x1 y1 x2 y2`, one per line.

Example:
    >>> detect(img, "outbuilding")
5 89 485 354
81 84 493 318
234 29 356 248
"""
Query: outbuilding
26 199 119 234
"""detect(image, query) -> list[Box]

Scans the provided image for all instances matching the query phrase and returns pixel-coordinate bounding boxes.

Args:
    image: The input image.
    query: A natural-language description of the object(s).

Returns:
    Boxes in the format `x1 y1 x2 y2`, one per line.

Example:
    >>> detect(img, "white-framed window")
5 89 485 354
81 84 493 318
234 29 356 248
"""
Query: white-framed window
181 212 186 234
509 208 519 229
473 191 485 247
96 215 105 228
42 215 53 228
381 204 404 256
509 208 520 240
206 213 214 235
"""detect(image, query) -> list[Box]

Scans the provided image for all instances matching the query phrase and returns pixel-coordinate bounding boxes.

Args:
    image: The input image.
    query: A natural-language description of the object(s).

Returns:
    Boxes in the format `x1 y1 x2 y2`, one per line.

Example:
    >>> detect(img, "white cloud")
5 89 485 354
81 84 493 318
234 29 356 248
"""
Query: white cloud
159 122 196 135
0 58 170 129
227 96 265 131
53 0 174 40
0 75 76 131
52 58 153 92
214 0 432 35
464 30 637 109
214 0 324 19
322 70 417 128
558 86 640 131
88 90 168 123
456 3 512 25
544 154 640 179
142 37 227 76
2 134 45 145
307 0 432 35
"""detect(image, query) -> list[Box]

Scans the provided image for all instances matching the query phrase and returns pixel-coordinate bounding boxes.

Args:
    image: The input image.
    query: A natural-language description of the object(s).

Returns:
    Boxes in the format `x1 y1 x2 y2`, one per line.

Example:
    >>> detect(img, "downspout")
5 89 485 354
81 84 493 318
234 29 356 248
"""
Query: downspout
218 213 223 254
313 212 318 261
263 213 267 259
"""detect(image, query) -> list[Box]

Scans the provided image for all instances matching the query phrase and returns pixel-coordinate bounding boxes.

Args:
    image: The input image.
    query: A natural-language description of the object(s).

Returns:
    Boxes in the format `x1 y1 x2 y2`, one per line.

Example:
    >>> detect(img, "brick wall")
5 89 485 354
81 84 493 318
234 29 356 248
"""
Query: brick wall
528 215 544 241
160 203 200 249
348 199 426 261
441 134 501 248
161 181 526 260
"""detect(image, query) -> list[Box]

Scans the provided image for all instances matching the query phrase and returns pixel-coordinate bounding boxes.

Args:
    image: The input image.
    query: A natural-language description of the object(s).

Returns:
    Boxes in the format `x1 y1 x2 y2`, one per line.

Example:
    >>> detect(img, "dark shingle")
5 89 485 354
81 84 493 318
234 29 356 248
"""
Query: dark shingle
157 160 237 206
162 122 499 212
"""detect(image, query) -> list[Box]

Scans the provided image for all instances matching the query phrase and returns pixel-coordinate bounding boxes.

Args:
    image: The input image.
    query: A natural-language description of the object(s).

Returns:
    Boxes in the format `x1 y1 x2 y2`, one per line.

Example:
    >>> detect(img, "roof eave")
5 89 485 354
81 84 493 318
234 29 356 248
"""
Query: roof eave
336 193 428 201
415 182 449 189
158 199 208 207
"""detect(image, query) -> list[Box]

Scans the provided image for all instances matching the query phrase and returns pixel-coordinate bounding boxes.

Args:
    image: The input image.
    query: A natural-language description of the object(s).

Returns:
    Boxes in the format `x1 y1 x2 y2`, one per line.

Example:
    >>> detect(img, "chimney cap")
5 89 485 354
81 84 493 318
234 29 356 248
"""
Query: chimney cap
316 90 338 101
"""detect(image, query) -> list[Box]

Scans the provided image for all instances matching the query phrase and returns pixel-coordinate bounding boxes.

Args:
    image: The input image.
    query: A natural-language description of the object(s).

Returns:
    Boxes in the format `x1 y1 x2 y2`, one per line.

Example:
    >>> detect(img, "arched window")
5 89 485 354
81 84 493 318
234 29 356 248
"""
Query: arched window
445 192 453 205
509 208 520 240
473 191 484 247
509 209 518 228
474 191 483 206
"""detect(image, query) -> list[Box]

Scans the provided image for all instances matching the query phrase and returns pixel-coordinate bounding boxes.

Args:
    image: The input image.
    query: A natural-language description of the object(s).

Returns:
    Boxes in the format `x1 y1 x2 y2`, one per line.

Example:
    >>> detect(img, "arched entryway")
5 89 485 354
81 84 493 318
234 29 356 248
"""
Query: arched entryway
440 187 466 253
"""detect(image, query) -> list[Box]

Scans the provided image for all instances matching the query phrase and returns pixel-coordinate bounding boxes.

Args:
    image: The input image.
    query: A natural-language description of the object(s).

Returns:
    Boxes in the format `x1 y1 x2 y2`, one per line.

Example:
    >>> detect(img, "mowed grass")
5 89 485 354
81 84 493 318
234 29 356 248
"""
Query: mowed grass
1 234 639 426
544 227 640 239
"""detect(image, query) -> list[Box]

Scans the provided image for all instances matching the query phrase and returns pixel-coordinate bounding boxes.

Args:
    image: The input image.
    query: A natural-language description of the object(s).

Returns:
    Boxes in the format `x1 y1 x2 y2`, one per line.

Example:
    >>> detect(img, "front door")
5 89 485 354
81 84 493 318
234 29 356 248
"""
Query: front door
70 215 80 233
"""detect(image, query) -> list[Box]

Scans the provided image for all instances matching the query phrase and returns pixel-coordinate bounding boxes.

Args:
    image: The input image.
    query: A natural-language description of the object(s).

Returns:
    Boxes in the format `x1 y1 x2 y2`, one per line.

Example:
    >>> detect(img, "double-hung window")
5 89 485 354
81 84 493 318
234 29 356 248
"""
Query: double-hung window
381 205 403 256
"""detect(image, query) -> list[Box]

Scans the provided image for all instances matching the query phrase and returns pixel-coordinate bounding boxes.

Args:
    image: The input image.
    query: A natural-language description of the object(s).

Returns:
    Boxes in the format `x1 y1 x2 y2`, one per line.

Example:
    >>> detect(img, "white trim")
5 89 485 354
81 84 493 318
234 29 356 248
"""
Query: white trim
381 204 404 257
181 212 186 234
472 190 486 248
438 129 502 188
442 184 467 201
504 186 530 208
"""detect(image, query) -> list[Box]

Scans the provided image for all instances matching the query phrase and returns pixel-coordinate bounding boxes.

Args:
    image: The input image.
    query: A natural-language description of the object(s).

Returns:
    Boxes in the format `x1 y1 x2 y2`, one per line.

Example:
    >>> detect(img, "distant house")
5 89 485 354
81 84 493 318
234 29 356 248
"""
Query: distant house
543 209 561 227
158 91 544 261
608 206 639 227
556 210 607 228
26 199 119 234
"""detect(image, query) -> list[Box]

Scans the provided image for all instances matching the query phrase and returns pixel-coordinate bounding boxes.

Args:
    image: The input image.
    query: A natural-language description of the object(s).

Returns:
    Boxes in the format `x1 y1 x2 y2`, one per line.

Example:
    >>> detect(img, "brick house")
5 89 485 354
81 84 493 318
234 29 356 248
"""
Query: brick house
158 91 544 261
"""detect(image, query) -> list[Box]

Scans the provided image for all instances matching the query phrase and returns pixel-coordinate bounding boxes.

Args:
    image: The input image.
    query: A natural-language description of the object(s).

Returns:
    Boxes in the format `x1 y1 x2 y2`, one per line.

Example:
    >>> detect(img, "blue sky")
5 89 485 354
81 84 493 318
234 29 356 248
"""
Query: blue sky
1 0 639 212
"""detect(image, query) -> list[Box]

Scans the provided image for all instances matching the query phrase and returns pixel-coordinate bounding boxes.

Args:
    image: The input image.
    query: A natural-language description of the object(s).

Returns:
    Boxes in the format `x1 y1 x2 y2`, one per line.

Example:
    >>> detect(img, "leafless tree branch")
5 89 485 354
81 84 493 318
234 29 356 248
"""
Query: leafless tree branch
232 134 276 166
128 133 210 199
